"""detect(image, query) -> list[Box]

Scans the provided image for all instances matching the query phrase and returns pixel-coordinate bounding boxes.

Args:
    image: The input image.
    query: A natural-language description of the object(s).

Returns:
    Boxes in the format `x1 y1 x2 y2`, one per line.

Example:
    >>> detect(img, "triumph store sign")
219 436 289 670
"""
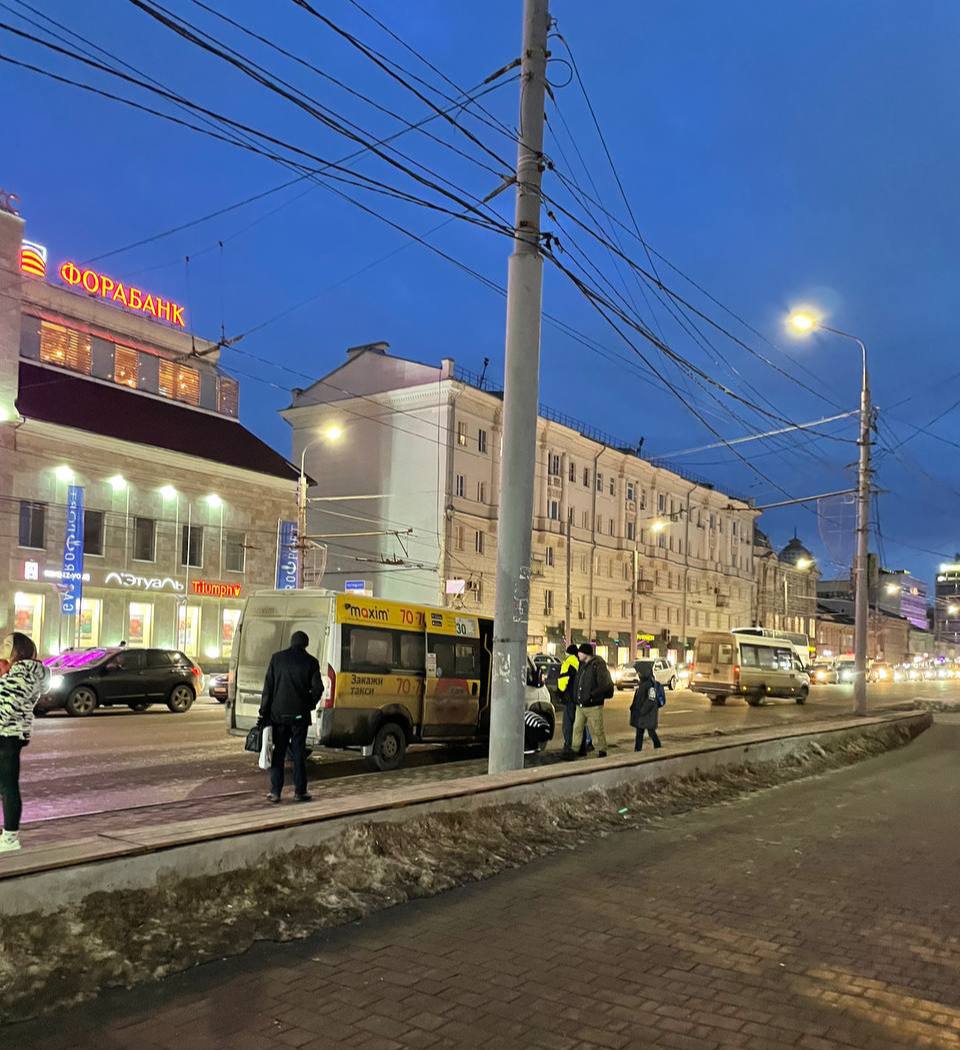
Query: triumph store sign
58 261 187 328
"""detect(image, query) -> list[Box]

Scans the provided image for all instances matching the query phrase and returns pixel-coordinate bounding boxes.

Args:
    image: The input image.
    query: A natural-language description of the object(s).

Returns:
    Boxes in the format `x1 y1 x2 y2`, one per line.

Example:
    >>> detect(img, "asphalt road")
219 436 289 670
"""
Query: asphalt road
18 681 957 825
12 716 960 1049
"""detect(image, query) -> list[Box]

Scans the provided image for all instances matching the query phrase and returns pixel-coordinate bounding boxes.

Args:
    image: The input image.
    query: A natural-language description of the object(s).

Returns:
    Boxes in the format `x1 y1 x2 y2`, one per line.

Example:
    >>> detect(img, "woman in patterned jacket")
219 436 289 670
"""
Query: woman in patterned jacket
0 632 49 853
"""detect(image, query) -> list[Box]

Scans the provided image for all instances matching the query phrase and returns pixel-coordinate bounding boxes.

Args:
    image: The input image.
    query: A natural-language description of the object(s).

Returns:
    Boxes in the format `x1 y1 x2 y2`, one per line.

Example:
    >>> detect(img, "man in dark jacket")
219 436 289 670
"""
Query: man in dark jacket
569 643 612 758
258 631 324 803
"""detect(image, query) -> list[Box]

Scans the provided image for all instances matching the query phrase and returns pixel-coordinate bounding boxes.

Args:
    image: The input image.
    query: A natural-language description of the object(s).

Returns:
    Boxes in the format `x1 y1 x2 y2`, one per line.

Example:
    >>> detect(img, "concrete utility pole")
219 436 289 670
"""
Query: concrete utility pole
679 486 693 660
852 343 872 715
489 0 550 774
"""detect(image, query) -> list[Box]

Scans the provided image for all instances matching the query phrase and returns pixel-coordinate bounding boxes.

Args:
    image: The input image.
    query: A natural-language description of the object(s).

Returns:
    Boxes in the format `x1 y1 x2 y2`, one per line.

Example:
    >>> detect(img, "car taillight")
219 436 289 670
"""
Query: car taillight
321 664 336 709
733 664 741 684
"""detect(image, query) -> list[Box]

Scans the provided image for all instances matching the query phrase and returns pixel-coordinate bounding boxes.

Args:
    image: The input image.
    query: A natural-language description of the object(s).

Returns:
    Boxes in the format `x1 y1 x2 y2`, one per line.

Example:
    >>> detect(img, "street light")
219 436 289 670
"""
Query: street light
297 424 344 587
54 464 75 483
787 307 871 716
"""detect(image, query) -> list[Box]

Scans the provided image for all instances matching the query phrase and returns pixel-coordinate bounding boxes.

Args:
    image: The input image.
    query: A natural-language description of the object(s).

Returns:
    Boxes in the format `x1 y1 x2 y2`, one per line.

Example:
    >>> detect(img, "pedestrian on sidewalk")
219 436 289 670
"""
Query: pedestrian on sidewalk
630 663 664 751
558 644 579 752
0 632 49 853
257 631 324 804
569 643 612 758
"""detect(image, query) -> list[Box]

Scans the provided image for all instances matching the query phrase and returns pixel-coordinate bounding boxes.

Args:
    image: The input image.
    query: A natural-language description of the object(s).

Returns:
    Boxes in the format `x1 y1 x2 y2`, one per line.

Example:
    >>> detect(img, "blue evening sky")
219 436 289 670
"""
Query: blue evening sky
5 0 960 588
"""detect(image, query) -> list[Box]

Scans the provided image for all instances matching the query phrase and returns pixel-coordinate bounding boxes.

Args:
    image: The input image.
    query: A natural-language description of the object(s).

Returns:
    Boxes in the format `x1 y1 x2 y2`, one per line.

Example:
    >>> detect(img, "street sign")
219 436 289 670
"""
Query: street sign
344 580 367 592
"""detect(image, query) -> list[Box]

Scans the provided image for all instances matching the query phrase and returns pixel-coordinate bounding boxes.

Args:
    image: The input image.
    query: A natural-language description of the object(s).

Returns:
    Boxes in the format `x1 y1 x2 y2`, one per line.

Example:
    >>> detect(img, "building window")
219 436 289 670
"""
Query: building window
455 474 465 498
114 346 138 388
181 524 204 568
133 517 156 562
18 501 45 549
83 509 105 557
218 376 239 417
477 428 488 454
621 600 628 618
568 506 575 524
476 481 486 503
607 598 612 617
457 421 468 447
455 525 464 551
580 555 588 574
222 608 241 657
544 589 554 614
225 530 246 573
582 510 590 529
14 591 43 636
549 452 561 476
545 545 555 567
658 532 667 549
597 515 603 534
658 493 666 513
78 598 102 647
627 521 635 541
548 499 560 520
568 461 576 483
639 490 646 510
159 360 200 405
177 604 201 657
626 481 635 502
39 320 92 374
596 471 604 493
583 467 589 487
609 477 615 496
475 530 484 555
128 601 154 646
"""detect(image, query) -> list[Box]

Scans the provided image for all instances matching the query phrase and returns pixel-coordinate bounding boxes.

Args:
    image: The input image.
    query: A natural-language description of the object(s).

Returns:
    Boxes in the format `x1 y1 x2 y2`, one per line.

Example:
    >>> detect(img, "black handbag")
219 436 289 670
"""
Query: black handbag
244 725 263 754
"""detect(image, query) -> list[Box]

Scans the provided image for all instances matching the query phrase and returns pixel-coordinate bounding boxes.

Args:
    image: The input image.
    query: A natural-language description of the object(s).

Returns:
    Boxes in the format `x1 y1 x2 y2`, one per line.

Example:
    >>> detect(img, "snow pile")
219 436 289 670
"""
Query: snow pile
0 718 925 1022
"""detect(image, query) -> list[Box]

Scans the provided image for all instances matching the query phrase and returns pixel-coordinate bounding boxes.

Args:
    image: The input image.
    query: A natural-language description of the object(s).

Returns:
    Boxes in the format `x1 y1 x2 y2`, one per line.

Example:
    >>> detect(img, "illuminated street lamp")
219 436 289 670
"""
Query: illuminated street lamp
54 464 75 483
159 484 177 500
787 307 871 716
297 424 344 587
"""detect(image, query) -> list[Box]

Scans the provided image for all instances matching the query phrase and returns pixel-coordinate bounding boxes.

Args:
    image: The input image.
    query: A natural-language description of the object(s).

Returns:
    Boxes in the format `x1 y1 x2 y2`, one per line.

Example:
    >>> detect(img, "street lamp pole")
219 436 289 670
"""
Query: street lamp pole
788 312 871 715
296 425 343 588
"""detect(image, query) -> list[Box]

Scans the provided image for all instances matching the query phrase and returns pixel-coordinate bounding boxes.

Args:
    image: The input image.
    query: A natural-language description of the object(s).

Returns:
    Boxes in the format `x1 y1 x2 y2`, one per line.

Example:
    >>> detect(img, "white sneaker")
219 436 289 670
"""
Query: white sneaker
0 831 21 853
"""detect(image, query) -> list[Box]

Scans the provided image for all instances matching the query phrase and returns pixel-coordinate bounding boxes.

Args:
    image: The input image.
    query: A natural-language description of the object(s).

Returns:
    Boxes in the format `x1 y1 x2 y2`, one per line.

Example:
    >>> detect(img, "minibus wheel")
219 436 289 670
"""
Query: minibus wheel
745 694 763 707
369 721 407 771
709 696 726 706
795 687 809 705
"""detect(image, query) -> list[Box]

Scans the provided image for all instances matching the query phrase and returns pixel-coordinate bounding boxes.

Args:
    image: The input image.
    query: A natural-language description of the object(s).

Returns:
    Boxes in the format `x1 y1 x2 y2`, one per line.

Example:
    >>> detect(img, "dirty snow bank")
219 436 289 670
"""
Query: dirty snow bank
0 718 924 1022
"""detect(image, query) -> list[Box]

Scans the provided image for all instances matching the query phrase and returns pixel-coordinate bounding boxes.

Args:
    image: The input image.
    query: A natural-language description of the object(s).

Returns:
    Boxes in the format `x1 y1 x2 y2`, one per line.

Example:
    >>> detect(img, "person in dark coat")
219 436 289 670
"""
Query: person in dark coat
258 631 324 803
568 643 612 758
630 662 663 751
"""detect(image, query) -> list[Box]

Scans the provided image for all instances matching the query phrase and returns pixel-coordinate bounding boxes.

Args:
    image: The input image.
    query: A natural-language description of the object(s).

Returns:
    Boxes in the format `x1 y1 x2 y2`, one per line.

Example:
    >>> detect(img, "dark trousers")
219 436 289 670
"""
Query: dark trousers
561 700 592 752
0 738 24 831
635 727 661 751
270 721 308 797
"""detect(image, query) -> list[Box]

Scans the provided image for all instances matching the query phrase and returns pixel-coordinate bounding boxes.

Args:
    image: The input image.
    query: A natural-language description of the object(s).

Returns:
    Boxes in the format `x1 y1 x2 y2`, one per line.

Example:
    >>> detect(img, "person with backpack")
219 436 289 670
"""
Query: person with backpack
568 643 612 758
630 661 664 751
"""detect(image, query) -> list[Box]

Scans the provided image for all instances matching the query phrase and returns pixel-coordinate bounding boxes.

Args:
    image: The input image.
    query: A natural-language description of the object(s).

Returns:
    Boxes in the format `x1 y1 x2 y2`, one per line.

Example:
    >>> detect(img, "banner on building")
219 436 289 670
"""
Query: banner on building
275 519 299 590
61 484 85 614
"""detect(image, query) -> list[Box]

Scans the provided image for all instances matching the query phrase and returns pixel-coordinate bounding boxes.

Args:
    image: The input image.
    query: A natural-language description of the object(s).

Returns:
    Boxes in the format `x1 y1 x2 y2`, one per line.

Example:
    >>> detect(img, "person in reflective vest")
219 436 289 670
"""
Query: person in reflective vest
558 644 590 755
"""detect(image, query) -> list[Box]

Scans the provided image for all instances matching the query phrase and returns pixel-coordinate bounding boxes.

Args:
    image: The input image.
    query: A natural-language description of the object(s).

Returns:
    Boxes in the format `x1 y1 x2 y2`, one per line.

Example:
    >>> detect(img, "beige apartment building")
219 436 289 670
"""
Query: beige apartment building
286 342 759 666
0 198 298 666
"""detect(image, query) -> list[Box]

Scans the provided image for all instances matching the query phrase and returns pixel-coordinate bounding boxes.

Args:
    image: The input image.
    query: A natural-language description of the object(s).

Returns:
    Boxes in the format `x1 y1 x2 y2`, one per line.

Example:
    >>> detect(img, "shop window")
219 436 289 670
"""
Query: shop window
133 517 156 562
114 346 138 388
40 321 92 374
18 500 46 549
78 599 102 647
177 605 201 657
84 509 105 556
221 608 241 657
225 530 246 573
14 591 43 638
128 601 154 646
181 524 204 567
218 376 239 416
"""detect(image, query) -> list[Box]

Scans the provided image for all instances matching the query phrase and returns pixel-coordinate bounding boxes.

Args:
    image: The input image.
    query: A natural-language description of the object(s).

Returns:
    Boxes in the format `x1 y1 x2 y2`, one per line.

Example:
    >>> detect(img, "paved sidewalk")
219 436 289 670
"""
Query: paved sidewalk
12 719 960 1050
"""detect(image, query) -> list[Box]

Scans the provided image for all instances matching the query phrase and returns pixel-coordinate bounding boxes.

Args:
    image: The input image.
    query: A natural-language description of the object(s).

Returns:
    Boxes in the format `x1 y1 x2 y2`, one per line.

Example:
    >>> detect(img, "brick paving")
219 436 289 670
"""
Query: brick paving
11 719 960 1049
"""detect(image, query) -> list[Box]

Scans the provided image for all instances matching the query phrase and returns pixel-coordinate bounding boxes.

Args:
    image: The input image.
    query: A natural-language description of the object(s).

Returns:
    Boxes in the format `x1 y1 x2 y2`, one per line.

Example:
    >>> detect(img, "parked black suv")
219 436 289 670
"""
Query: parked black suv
37 647 203 717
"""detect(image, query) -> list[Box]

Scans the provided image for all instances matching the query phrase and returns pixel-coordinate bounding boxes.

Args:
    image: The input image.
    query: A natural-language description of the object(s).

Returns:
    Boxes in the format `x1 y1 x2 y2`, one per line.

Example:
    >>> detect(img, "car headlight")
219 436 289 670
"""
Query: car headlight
48 674 64 691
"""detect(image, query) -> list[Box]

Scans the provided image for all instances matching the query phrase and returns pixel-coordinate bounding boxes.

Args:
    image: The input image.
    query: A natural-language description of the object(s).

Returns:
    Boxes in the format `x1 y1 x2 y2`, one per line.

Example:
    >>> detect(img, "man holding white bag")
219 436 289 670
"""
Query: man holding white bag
257 631 324 804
